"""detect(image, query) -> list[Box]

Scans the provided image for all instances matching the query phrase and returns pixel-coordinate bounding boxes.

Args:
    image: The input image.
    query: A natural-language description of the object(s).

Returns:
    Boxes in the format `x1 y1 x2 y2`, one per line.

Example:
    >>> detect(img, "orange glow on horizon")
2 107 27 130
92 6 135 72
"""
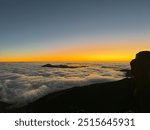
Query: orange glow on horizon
0 38 149 62
0 53 133 62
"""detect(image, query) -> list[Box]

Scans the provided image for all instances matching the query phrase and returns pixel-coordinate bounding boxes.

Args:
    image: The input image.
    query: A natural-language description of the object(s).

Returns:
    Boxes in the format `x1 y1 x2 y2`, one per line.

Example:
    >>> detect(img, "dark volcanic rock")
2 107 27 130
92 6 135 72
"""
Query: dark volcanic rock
42 64 86 68
130 51 150 86
130 51 150 112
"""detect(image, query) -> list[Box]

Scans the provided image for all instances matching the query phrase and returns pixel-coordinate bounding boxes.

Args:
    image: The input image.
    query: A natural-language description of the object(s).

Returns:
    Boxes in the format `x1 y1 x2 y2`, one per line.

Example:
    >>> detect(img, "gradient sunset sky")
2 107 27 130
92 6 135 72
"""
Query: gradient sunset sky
0 0 150 62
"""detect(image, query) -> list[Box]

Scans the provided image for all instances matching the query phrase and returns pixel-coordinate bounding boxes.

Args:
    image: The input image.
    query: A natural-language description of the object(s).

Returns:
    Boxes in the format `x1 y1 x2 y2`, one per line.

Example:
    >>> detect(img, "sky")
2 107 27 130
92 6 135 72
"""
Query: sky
0 0 150 62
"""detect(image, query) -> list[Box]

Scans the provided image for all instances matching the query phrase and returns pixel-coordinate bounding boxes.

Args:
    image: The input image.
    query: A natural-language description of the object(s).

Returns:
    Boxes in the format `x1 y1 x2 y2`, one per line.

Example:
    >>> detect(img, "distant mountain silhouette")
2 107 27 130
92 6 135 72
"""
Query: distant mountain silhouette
42 64 87 68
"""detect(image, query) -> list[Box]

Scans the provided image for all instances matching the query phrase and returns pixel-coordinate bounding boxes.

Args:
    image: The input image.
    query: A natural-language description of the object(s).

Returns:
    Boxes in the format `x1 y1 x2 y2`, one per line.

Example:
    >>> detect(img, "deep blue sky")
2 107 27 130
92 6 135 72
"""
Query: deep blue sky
0 0 150 61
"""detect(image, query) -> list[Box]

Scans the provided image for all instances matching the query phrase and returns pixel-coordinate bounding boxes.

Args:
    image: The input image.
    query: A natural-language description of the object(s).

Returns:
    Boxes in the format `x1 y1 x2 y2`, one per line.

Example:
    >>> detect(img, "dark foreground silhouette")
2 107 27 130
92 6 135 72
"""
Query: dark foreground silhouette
0 51 150 113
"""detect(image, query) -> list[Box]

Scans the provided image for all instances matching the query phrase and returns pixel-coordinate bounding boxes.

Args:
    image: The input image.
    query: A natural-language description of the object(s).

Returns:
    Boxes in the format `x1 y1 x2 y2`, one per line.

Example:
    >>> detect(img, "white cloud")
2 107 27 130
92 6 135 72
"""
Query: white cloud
0 62 129 107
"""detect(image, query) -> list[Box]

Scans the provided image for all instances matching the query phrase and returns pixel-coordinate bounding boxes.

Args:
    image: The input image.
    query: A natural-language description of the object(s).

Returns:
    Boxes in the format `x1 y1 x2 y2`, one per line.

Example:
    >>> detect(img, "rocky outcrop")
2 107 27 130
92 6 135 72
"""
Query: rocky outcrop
130 51 150 112
130 51 150 87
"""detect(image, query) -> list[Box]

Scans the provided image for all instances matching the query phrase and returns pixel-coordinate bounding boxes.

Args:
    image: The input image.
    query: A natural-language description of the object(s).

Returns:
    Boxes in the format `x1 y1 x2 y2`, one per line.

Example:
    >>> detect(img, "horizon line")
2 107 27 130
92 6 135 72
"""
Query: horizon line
0 60 130 63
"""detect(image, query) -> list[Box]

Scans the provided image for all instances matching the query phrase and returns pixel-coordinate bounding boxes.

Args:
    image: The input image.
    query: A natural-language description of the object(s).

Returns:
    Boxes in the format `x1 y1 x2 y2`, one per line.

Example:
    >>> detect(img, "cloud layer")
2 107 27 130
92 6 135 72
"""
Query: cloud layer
0 62 130 107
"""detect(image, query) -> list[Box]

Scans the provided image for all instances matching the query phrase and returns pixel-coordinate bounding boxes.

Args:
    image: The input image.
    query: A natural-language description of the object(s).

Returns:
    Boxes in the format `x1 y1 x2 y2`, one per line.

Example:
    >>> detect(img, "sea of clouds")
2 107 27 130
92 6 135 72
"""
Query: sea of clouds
0 62 130 107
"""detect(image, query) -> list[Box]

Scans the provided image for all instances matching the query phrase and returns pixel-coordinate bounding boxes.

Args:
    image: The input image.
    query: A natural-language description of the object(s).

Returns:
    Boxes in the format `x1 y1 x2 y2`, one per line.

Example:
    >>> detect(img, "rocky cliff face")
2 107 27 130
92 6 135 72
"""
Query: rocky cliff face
130 51 150 112
130 51 150 87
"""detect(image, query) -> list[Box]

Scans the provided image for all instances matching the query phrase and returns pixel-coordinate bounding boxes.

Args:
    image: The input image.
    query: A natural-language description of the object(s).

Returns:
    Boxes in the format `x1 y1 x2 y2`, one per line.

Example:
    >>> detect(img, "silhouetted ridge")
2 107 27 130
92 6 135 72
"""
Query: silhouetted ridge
42 64 87 68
